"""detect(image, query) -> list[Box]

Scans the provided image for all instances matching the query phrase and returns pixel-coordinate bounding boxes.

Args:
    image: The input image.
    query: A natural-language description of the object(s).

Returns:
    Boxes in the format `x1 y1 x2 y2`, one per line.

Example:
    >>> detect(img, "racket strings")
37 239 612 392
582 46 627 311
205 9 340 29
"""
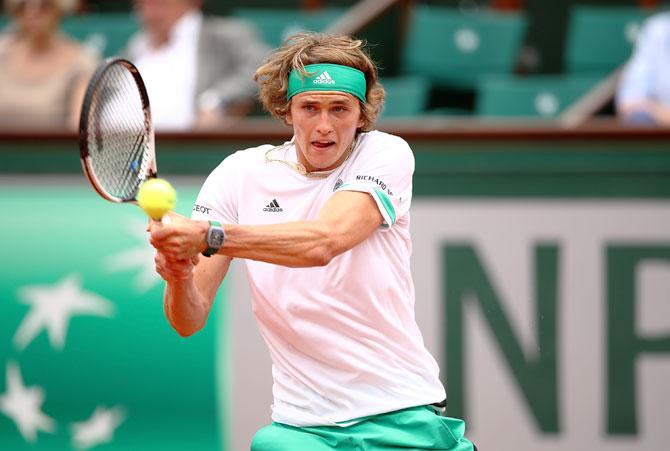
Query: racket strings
85 64 152 201
104 66 148 196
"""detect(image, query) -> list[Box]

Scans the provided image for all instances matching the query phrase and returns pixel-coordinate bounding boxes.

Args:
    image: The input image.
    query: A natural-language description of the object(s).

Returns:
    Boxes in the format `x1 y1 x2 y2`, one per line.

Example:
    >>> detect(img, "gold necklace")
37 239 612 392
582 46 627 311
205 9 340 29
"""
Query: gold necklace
265 137 358 178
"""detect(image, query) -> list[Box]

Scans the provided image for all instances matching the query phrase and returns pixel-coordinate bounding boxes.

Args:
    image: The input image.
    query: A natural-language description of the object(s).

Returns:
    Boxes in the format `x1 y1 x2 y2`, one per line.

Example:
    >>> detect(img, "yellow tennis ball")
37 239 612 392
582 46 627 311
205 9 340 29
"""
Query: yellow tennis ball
137 178 176 220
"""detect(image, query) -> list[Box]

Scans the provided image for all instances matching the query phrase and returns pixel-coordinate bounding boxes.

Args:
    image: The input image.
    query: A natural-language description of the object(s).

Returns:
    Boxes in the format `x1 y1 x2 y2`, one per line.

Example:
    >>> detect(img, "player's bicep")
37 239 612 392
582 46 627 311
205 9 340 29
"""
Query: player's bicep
194 254 232 307
317 190 383 252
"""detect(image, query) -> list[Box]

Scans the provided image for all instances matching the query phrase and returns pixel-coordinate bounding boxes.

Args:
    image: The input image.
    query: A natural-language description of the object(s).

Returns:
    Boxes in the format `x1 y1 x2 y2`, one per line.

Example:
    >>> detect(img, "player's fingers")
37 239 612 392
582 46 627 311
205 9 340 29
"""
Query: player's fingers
154 253 193 281
149 214 190 243
160 251 195 269
149 222 172 242
153 239 186 260
147 218 163 233
149 227 183 254
156 266 191 282
163 211 176 223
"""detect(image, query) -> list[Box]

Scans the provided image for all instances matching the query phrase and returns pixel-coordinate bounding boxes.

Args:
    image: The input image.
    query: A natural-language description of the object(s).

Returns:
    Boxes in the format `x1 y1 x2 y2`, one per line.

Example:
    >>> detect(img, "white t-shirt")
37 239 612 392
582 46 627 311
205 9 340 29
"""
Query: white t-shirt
192 130 446 426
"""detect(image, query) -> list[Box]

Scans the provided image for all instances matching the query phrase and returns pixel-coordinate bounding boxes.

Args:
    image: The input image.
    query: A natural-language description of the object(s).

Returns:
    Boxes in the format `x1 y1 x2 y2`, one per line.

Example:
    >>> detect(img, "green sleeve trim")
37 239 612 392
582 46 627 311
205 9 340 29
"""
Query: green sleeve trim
374 188 396 225
336 183 397 227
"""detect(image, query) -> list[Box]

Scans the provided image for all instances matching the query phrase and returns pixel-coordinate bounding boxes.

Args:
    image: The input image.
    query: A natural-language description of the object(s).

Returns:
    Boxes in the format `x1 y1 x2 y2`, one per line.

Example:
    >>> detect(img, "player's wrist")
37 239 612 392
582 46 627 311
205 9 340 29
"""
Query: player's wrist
202 220 225 257
194 220 210 254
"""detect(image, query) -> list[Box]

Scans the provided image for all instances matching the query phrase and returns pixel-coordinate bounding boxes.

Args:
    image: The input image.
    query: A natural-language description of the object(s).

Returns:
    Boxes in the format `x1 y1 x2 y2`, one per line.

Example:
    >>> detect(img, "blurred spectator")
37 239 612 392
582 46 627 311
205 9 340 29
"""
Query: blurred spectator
616 12 670 126
125 0 269 131
0 0 97 130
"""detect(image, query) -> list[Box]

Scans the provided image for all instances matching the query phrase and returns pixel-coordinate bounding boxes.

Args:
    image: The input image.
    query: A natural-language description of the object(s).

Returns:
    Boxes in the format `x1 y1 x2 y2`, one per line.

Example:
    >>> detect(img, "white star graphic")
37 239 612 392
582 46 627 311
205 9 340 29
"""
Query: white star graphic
0 361 56 442
13 274 115 351
71 406 125 450
103 217 161 293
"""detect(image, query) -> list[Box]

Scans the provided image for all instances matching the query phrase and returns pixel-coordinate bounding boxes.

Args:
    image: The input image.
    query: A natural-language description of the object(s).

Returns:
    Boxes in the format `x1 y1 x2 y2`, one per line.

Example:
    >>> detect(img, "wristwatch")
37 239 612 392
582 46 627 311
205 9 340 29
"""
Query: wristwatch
202 220 225 257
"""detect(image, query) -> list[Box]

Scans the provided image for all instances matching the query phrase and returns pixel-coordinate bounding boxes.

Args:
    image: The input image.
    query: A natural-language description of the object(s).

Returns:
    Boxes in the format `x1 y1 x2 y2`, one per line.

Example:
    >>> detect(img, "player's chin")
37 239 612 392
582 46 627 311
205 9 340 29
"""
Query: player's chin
308 158 337 172
307 149 341 168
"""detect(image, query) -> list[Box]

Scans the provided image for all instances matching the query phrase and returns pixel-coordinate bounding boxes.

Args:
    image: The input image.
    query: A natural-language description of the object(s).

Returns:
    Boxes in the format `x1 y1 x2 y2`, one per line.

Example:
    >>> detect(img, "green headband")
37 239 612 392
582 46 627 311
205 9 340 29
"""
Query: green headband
287 63 367 103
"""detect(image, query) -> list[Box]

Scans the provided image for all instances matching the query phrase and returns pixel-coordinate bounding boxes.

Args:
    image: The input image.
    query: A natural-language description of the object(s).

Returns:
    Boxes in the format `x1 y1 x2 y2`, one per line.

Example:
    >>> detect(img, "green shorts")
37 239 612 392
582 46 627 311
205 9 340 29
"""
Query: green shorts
250 405 475 451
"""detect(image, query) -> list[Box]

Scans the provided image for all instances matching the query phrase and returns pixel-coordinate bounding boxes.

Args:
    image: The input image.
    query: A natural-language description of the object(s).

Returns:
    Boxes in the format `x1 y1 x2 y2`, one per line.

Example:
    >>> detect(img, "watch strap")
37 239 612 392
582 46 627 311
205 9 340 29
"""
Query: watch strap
202 220 223 257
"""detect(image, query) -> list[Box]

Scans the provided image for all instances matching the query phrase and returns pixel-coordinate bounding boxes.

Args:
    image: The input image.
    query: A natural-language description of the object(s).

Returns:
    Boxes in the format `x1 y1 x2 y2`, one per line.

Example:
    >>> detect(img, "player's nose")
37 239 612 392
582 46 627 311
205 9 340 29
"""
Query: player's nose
315 110 334 134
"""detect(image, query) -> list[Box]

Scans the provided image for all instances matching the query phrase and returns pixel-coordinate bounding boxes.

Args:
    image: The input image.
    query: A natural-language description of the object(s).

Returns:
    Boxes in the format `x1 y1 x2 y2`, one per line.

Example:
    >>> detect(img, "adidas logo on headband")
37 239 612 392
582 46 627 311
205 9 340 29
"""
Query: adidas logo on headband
287 64 367 103
313 71 336 84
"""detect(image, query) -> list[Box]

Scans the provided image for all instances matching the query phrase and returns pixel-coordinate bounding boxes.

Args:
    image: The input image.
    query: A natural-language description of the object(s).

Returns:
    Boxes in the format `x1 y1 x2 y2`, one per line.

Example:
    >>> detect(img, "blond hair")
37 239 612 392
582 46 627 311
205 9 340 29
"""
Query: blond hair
254 32 385 132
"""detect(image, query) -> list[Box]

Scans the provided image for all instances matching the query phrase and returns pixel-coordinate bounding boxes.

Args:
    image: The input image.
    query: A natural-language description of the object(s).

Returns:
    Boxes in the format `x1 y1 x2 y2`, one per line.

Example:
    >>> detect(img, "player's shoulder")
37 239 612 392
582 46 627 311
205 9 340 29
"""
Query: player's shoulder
357 130 414 162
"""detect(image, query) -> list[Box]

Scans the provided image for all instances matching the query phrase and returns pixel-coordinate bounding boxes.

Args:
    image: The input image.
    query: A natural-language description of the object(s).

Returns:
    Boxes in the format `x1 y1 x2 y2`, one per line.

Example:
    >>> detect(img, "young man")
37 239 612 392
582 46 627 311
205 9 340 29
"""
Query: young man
149 33 475 450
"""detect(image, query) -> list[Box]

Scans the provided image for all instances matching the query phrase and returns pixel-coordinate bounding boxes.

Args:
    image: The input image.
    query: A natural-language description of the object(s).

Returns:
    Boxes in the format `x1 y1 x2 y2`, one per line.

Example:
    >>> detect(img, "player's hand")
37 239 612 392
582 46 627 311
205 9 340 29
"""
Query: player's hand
154 250 199 282
148 213 208 261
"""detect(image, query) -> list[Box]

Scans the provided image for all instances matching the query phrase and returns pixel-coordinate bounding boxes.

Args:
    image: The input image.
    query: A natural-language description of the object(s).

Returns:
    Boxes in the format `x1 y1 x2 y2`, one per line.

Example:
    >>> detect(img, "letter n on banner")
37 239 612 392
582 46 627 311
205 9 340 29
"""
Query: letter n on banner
442 243 559 432
607 245 670 435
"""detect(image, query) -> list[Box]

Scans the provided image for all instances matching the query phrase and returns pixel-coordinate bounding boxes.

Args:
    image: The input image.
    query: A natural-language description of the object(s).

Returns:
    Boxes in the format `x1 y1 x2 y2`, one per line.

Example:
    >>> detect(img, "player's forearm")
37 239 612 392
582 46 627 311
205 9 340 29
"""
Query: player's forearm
164 278 210 337
220 221 339 267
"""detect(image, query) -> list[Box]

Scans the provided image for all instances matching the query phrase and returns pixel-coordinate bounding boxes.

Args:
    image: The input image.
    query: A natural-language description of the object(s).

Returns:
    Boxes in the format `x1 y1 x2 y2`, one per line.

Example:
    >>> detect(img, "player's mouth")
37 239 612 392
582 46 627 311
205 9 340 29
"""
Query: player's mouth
311 140 336 149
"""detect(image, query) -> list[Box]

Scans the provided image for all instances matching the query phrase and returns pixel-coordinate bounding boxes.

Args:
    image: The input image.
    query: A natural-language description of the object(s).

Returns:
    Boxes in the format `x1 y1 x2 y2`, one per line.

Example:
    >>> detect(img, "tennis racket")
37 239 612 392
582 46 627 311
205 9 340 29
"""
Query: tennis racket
78 57 174 222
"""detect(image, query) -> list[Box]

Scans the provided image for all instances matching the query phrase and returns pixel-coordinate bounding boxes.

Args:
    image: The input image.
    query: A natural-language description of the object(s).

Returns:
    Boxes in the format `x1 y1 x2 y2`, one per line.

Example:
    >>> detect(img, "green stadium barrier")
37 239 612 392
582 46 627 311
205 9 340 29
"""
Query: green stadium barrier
379 76 431 118
401 5 527 90
61 14 139 58
0 184 229 450
565 6 653 75
231 7 345 47
476 75 601 118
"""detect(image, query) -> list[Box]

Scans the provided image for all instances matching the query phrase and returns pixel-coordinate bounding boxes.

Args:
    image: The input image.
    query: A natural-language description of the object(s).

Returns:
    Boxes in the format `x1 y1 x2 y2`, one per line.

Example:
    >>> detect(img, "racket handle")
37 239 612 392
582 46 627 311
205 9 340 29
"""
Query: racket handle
161 214 172 225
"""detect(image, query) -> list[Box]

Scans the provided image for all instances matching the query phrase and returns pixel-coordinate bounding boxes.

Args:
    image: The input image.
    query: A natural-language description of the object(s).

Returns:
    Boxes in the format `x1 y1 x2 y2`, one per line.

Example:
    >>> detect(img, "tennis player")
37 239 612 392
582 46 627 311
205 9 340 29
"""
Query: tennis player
149 32 476 451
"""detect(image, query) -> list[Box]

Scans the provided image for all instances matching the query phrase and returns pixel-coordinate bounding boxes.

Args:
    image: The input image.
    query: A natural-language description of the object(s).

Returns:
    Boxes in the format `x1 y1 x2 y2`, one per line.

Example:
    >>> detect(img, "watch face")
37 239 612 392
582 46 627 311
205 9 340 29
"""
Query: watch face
209 228 225 248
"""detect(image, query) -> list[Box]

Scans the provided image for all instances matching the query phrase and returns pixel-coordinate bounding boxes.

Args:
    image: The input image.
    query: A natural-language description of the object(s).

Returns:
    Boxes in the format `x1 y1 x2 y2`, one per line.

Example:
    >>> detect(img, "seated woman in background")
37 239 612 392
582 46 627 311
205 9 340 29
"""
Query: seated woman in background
0 0 97 130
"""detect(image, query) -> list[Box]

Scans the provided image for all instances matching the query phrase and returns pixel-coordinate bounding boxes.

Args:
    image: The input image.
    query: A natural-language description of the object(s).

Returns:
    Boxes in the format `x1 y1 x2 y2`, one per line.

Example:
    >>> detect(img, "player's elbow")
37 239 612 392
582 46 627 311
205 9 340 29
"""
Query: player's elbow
309 224 356 266
171 321 203 337
300 237 337 267
313 233 349 266
309 246 336 267
298 223 348 267
165 308 206 337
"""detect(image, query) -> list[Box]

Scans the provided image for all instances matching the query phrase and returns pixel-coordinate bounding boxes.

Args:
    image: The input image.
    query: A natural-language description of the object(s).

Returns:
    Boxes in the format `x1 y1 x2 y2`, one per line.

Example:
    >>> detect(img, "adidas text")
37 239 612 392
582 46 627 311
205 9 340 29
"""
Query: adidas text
313 71 336 84
263 199 283 212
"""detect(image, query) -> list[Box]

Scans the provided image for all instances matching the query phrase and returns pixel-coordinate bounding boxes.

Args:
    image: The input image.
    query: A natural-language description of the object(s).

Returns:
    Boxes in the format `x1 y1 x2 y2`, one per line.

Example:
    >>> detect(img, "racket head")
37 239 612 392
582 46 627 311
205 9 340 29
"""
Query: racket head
79 57 157 203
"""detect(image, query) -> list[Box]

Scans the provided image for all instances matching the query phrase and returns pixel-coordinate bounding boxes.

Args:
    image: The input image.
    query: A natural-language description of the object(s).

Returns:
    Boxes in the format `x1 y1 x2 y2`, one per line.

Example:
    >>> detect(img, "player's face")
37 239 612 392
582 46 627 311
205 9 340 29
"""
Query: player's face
287 92 364 173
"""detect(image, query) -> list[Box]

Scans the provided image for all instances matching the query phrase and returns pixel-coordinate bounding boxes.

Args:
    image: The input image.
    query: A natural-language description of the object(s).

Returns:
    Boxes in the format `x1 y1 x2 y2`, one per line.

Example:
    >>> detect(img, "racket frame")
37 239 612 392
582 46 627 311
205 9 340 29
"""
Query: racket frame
79 57 157 204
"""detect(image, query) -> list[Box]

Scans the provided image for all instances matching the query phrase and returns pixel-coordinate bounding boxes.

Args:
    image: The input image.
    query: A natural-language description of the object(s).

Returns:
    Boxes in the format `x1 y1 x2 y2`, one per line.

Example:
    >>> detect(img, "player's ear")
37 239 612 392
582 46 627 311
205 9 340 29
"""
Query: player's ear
356 101 365 128
285 99 295 125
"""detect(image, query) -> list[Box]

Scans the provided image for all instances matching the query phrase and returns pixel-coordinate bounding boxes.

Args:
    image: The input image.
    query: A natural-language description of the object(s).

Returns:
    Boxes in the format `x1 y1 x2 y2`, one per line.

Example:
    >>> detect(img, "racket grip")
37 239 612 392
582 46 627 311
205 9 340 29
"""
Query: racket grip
161 215 172 225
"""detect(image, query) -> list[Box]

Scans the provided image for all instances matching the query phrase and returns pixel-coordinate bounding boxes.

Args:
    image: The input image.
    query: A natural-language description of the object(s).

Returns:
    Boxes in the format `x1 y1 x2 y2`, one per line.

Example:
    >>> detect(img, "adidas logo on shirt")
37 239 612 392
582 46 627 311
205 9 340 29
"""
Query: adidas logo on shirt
313 71 336 85
263 199 283 212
